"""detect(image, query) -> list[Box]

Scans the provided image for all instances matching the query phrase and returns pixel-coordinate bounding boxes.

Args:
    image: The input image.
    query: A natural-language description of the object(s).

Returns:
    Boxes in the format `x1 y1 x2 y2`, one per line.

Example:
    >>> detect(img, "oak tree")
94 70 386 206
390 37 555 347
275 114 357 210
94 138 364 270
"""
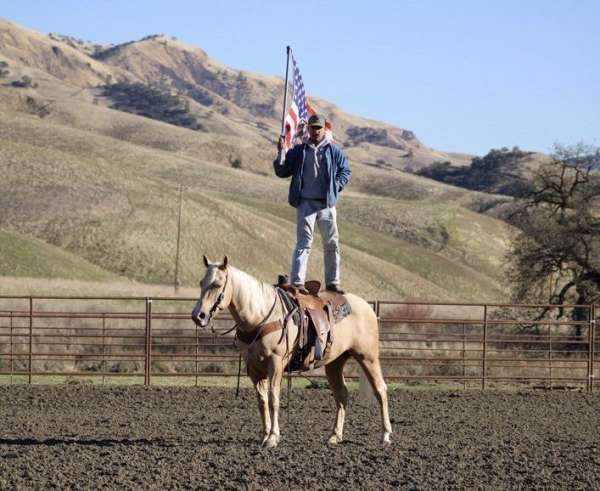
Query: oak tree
506 144 600 322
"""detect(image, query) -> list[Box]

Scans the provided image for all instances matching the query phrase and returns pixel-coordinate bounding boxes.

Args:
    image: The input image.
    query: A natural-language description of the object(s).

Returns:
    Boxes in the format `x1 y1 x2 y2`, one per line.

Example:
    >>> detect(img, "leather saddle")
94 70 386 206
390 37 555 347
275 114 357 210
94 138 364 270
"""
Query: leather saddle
277 276 352 371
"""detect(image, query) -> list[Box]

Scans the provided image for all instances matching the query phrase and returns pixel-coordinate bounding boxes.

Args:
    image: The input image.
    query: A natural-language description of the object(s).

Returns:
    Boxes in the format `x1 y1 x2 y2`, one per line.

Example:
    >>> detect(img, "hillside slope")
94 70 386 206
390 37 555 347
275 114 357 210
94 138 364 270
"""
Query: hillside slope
0 230 122 281
0 17 473 171
0 18 520 301
0 109 510 300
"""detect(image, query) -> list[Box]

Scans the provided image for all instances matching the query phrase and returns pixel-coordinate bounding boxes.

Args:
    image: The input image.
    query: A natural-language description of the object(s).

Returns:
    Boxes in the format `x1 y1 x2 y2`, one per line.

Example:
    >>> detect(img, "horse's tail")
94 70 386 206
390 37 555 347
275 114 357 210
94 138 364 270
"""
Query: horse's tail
358 369 377 405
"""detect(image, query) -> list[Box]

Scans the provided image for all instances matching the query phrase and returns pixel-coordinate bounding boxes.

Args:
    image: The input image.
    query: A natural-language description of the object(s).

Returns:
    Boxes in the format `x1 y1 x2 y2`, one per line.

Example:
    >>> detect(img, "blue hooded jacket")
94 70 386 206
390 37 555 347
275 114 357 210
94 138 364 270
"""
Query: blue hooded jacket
273 142 351 208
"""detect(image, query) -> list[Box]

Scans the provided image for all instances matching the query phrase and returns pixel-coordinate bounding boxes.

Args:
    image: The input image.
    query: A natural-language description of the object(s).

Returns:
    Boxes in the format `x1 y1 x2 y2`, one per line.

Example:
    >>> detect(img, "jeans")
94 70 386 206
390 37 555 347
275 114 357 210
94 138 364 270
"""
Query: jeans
290 199 340 286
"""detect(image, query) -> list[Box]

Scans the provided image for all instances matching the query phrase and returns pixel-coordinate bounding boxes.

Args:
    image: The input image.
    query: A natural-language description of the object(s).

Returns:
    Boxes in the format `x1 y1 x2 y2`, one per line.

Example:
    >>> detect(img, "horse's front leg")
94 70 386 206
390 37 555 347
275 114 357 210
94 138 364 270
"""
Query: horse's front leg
251 374 271 446
263 355 284 448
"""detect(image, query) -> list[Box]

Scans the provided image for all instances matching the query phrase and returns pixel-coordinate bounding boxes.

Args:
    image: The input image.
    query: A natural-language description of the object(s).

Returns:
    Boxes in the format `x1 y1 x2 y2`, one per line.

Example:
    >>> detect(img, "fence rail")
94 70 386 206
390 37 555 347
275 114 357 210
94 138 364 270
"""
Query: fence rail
0 296 596 391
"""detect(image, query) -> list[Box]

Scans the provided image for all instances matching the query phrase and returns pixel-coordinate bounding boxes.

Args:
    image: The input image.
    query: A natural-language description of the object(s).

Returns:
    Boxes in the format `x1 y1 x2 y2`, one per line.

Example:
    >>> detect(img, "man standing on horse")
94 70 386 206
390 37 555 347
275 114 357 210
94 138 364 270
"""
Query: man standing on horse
274 114 351 294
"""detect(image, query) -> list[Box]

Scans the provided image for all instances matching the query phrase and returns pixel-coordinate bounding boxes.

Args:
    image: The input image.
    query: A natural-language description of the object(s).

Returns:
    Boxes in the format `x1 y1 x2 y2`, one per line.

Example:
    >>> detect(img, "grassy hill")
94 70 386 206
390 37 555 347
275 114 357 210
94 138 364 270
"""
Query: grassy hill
0 108 510 300
0 18 522 301
0 17 475 171
0 230 121 281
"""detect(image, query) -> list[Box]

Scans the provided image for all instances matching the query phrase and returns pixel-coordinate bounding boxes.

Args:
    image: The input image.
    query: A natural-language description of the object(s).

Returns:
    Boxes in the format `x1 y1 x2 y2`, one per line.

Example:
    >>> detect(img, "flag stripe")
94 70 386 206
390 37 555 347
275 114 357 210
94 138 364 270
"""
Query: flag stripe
283 54 308 152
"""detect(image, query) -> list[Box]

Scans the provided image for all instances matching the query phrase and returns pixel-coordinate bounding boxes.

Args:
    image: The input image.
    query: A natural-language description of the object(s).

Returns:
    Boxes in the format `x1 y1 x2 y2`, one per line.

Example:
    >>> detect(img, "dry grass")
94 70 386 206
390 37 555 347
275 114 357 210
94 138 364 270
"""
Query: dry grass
0 107 512 300
0 276 196 298
375 302 592 388
0 18 521 302
0 230 119 281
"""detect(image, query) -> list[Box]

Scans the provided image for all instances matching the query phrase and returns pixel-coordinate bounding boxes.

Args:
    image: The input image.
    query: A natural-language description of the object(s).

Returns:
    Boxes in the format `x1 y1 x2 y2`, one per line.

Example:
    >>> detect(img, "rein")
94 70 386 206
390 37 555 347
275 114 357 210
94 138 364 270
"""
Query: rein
209 280 287 343
230 287 296 402
205 270 229 334
200 273 298 404
228 288 298 355
233 290 281 345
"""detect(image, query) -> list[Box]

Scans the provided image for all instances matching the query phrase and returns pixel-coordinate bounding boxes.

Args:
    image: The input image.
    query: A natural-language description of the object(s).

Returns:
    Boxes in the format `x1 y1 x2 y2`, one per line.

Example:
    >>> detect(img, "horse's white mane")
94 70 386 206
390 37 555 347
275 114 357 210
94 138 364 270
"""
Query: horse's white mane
228 266 279 322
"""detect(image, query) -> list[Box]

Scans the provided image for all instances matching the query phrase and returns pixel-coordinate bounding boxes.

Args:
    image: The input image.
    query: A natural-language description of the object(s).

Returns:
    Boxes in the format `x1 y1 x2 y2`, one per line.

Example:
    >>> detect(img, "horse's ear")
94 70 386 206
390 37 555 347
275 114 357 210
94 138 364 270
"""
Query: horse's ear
219 256 228 270
203 255 210 268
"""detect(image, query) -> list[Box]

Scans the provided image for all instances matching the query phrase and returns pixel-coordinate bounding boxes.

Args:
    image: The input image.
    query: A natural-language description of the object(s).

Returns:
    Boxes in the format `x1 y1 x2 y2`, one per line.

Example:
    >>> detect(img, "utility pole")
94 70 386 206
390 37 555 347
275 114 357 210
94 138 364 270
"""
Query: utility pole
174 184 183 293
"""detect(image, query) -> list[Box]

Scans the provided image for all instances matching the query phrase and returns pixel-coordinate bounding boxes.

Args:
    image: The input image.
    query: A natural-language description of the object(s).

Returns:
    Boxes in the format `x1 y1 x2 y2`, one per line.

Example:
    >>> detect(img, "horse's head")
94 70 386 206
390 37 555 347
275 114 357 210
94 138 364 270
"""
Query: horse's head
191 255 231 329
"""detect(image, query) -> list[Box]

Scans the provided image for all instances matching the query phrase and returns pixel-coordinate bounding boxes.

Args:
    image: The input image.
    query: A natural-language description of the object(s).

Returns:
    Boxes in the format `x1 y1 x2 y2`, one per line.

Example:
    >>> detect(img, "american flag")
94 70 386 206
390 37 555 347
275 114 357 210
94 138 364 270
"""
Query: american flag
282 53 333 153
283 54 308 152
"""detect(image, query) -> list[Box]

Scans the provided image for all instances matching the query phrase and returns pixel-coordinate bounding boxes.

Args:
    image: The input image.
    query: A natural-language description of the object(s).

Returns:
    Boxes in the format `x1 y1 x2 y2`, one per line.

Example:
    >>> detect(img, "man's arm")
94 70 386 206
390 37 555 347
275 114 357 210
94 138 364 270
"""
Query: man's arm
273 136 299 178
333 146 351 191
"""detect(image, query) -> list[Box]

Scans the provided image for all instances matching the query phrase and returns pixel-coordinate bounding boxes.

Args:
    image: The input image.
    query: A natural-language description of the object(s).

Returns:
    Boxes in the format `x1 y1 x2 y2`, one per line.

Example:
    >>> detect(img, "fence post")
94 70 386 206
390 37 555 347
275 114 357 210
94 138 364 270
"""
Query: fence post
462 323 466 390
145 298 153 386
588 304 595 392
482 305 488 390
375 301 382 382
28 297 33 385
593 304 596 393
10 311 14 384
102 313 106 385
195 321 199 387
548 324 553 390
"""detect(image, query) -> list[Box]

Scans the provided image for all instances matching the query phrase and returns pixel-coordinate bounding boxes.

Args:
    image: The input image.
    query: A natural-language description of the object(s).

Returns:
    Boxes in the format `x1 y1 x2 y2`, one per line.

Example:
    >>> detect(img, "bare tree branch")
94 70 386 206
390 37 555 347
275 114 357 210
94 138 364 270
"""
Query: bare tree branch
506 143 600 321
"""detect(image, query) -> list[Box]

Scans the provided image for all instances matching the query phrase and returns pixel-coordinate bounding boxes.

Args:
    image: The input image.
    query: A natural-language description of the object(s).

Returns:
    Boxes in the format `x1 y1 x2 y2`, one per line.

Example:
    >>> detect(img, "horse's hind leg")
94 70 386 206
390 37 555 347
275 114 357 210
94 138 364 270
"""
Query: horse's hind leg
355 355 392 445
325 352 350 445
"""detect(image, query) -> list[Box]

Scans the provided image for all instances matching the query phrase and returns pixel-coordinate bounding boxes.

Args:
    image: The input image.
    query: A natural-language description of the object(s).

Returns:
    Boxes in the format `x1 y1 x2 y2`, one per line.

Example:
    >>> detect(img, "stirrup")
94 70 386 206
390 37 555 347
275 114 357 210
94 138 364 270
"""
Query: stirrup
292 284 309 295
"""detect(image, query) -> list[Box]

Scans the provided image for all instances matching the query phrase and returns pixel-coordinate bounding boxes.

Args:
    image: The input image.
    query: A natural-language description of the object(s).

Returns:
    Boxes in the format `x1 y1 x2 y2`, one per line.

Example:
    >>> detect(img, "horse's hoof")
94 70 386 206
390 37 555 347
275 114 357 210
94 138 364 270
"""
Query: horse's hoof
260 435 269 447
382 433 392 446
327 434 343 445
263 435 280 448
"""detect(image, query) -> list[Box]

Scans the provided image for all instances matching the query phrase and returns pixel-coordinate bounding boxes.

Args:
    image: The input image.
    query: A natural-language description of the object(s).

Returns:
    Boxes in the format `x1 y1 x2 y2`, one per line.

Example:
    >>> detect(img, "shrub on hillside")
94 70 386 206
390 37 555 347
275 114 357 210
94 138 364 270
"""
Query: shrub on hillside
176 81 214 107
24 96 51 118
0 61 9 78
252 102 276 118
417 147 533 197
229 156 242 169
102 82 204 131
11 75 36 88
346 126 406 150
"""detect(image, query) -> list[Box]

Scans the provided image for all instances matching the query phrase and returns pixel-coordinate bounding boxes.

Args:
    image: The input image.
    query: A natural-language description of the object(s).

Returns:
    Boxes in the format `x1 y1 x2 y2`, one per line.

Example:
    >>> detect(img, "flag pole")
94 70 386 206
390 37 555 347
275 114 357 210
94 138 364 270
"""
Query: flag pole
278 46 291 165
280 46 291 135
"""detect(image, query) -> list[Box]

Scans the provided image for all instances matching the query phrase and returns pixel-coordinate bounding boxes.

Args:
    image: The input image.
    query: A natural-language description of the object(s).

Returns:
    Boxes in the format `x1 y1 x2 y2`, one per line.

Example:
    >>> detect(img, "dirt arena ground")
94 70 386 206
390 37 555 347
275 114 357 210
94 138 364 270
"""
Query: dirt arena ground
0 384 599 490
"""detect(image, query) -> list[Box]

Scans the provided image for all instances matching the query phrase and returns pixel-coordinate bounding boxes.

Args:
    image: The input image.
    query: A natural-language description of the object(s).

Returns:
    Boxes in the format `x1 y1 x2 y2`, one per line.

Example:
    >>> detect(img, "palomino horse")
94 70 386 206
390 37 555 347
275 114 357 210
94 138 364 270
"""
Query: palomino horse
191 256 392 448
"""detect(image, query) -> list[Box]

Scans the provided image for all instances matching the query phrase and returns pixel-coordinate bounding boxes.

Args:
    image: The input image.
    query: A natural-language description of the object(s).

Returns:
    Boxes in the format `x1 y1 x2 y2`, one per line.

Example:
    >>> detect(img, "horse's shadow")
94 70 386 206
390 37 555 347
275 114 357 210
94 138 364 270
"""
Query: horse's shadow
0 437 176 447
0 436 364 448
0 436 264 447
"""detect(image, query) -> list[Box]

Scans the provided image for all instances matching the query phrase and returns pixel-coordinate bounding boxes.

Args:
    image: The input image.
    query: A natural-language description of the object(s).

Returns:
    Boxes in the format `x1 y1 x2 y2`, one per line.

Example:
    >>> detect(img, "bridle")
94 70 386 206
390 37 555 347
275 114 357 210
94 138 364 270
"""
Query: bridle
203 270 229 332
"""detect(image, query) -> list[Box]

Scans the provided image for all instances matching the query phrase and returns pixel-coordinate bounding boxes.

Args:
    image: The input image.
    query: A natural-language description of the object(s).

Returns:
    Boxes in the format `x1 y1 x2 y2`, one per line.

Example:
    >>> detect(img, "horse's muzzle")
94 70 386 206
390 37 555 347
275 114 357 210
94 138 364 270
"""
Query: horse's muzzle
191 308 208 328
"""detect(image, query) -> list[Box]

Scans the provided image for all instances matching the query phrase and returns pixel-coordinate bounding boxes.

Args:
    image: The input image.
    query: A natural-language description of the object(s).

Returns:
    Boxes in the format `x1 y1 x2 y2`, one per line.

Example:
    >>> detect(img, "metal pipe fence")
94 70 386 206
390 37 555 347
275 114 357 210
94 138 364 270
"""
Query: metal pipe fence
0 296 596 391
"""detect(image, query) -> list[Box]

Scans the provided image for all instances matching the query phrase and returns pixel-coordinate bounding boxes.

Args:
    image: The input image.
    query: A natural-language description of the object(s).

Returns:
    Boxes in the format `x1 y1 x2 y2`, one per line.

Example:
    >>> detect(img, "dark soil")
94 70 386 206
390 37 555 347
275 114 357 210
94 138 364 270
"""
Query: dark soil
0 385 599 489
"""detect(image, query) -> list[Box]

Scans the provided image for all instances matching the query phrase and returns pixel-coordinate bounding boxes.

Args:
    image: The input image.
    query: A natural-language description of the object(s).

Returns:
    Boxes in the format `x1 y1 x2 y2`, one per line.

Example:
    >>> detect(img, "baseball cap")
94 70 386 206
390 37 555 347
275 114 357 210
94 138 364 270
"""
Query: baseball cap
307 114 325 128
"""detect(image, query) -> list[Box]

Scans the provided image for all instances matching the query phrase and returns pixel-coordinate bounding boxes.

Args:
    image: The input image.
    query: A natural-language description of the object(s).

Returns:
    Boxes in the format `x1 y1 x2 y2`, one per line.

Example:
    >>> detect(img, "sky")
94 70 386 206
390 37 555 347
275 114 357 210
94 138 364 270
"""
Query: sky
2 0 599 155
